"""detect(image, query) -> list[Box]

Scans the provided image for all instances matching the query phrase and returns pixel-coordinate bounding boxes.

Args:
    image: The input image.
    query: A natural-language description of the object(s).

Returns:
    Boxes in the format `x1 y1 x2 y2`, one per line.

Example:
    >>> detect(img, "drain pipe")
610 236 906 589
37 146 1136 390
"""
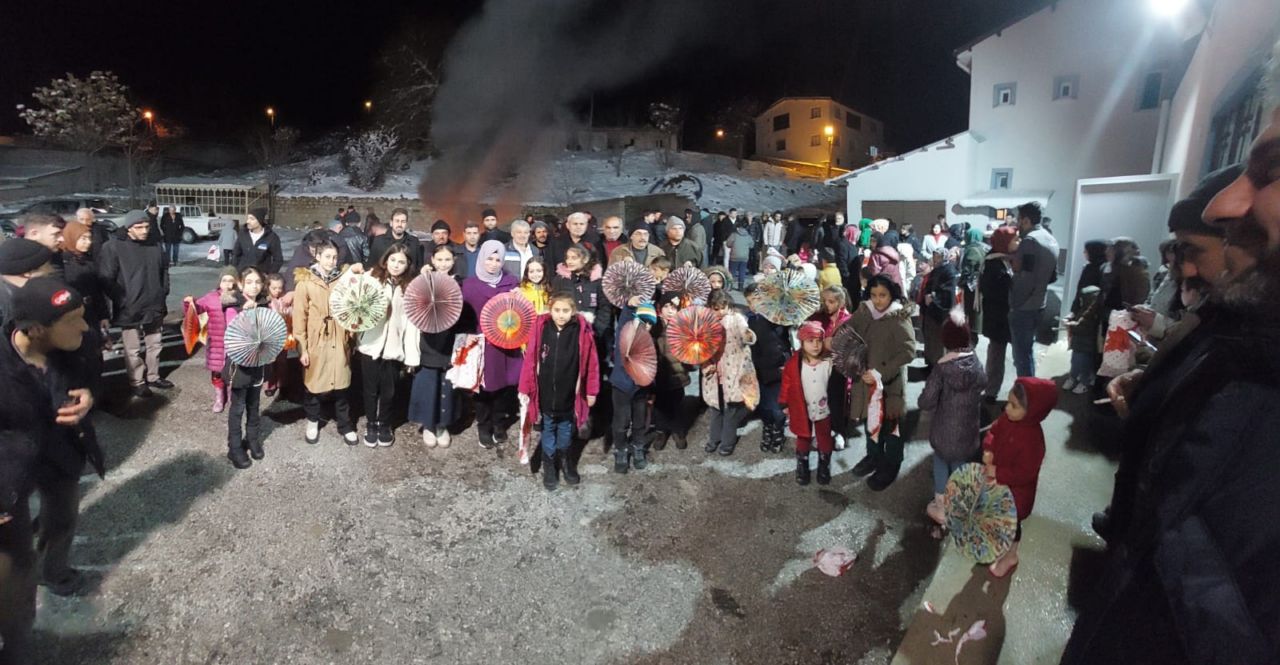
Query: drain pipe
1151 98 1171 174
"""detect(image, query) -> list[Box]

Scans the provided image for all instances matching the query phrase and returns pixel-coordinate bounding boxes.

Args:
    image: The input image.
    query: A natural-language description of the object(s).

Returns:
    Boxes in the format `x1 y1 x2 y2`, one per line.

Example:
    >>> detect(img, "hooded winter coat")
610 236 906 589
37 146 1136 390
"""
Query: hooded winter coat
917 351 986 463
701 309 758 410
187 289 240 373
518 312 599 430
292 266 353 394
843 300 916 420
983 376 1057 520
867 245 903 287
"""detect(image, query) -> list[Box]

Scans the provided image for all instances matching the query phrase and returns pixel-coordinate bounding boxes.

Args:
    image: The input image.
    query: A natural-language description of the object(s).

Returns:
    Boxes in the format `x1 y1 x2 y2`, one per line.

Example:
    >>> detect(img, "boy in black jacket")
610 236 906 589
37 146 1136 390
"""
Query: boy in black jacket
744 283 791 452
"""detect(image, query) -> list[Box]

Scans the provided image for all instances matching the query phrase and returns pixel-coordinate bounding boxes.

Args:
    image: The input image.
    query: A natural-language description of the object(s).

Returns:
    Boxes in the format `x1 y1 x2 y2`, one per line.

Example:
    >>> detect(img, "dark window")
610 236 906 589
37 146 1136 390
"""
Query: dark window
773 113 790 131
810 134 821 147
1138 71 1163 110
775 139 786 151
846 114 862 130
991 168 1013 190
810 107 821 119
994 82 1017 107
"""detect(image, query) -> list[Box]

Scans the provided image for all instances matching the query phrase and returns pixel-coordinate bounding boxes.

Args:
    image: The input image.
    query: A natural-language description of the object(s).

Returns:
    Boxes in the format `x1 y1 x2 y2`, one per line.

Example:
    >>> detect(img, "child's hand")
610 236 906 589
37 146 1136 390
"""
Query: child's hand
861 371 876 385
982 450 993 465
984 464 997 484
183 296 194 306
627 296 642 307
300 352 310 368
587 395 596 407
243 300 257 309
420 265 433 277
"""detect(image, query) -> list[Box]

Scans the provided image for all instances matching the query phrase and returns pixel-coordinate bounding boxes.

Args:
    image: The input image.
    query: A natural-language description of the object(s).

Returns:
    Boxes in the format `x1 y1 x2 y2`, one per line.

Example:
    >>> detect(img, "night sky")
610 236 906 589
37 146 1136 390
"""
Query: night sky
1 0 1045 152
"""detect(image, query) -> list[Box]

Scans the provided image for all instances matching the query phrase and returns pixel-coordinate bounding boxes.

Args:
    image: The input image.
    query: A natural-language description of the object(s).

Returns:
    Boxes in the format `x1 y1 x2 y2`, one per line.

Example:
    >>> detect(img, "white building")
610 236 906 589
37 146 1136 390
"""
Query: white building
755 97 886 170
828 0 1280 310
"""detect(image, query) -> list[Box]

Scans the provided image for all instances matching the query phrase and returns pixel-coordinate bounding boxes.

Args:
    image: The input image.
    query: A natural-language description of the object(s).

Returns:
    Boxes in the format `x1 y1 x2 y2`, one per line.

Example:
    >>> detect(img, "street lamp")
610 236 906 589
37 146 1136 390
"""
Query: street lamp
715 128 725 139
142 109 154 134
824 124 835 177
266 106 276 129
364 100 373 112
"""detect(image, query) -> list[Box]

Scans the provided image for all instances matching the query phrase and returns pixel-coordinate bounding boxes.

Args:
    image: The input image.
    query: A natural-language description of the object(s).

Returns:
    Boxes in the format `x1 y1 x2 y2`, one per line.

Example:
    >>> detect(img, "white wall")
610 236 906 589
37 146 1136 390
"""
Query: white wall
842 132 977 222
966 0 1184 253
1160 0 1280 196
1067 174 1178 310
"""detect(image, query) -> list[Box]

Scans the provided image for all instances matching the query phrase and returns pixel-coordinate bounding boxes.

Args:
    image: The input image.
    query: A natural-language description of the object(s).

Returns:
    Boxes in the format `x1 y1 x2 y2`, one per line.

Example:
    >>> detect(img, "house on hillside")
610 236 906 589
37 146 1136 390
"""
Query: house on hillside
755 97 886 170
826 0 1280 310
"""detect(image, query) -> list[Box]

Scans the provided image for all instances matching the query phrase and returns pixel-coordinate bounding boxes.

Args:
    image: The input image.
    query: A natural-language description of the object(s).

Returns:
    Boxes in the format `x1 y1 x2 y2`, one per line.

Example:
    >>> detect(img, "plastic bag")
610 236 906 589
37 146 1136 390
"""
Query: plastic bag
445 334 485 392
206 245 221 262
812 547 857 577
1098 310 1138 378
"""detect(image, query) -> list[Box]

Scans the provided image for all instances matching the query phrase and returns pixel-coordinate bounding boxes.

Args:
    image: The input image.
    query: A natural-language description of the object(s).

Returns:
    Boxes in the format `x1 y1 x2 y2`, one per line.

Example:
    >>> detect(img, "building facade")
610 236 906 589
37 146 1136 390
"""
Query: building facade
754 97 885 169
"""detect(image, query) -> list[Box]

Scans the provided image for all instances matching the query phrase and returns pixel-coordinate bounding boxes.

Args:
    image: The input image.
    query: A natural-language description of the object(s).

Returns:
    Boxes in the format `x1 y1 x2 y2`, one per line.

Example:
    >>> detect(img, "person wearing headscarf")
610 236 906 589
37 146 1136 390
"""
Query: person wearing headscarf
959 227 988 346
460 240 523 448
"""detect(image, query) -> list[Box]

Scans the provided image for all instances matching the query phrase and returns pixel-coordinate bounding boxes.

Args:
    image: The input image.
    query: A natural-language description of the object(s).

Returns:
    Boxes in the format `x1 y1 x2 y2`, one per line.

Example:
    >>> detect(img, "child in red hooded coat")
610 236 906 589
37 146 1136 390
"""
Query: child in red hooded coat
982 376 1057 577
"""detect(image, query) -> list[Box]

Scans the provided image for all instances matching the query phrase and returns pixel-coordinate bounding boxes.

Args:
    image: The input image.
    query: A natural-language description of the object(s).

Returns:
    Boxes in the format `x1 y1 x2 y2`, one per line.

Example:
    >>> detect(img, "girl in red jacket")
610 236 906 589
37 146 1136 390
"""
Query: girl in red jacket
517 292 600 491
780 321 835 486
983 376 1058 577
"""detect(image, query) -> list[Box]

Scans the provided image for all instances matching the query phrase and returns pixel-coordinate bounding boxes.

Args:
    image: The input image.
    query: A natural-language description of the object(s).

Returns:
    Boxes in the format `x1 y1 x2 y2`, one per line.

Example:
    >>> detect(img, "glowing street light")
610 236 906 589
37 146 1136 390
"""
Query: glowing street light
142 109 154 134
266 106 276 128
824 124 836 177
715 128 725 139
364 100 373 112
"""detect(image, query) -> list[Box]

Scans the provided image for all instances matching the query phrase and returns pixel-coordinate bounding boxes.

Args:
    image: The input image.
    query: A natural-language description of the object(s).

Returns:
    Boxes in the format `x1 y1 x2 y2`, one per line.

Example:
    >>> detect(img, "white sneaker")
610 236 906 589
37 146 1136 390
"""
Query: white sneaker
305 420 320 444
344 431 360 445
421 428 437 448
1072 382 1090 395
1062 377 1077 391
436 428 451 448
834 434 846 451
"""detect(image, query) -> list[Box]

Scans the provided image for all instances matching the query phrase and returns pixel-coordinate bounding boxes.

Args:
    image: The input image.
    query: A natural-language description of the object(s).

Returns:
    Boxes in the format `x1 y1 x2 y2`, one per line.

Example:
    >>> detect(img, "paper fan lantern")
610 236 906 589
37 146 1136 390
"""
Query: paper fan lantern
944 463 1018 564
664 305 724 365
480 291 536 350
619 320 657 386
661 266 711 306
404 273 463 333
329 272 390 333
830 322 868 378
224 308 289 368
182 305 202 356
749 270 821 326
602 260 657 308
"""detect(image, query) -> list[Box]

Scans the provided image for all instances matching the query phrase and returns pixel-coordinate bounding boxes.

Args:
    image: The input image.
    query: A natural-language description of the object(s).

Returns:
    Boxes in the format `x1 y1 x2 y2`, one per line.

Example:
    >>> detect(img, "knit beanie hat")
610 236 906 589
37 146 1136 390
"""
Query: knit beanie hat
989 226 1018 254
666 216 686 232
481 208 497 219
219 265 241 281
1166 164 1242 237
431 219 451 233
635 302 657 325
656 290 681 310
0 238 53 276
249 208 269 226
628 219 653 238
797 321 825 342
941 308 971 351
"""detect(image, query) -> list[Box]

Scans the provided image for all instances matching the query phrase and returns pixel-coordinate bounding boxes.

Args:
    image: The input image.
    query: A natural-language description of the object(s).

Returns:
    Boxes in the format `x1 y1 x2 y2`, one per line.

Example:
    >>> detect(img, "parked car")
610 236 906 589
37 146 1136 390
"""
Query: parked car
0 197 129 227
157 204 229 243
0 219 16 239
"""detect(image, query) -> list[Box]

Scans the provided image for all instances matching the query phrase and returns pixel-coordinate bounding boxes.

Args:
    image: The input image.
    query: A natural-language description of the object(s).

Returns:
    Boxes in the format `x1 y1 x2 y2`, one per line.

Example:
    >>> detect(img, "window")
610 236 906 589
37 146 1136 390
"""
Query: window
1138 71 1164 110
833 108 843 119
773 113 790 131
775 139 787 152
994 82 1017 107
1053 74 1079 100
846 113 861 130
991 168 1013 190
810 134 821 147
810 106 822 119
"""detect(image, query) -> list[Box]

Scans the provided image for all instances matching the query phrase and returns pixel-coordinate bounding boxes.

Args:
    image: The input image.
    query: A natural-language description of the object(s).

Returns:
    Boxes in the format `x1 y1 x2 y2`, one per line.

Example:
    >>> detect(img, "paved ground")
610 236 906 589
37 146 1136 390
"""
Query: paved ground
29 247 1113 664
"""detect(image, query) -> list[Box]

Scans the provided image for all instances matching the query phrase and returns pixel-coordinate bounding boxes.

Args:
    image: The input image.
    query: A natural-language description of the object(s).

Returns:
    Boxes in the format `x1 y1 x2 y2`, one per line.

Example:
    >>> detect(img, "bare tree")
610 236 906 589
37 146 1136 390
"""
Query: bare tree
647 101 682 168
372 40 441 157
712 99 760 171
245 126 301 208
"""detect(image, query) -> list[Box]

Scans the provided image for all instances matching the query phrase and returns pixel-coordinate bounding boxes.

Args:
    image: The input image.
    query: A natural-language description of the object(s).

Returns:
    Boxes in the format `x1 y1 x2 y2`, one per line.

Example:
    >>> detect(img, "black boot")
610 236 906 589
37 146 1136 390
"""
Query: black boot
771 423 786 453
244 437 264 461
542 450 559 490
867 433 902 491
852 436 883 477
760 424 773 452
816 453 832 485
673 431 688 449
795 452 811 486
651 431 668 451
562 450 581 485
613 447 629 474
227 445 252 470
631 444 648 471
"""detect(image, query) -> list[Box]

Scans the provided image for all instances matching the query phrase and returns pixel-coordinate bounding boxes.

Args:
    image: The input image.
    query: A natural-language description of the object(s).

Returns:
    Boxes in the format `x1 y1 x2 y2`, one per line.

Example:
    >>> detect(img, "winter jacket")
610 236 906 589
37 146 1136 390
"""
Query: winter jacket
357 281 421 366
534 317 581 416
921 261 958 323
701 310 758 410
867 245 902 287
481 228 512 246
763 220 785 249
187 289 239 373
651 319 689 393
817 265 842 290
461 272 522 391
367 231 424 271
518 312 599 430
160 211 185 244
1009 226 1059 311
960 229 987 292
747 312 790 386
658 238 702 269
806 307 850 342
98 235 169 327
843 300 916 421
218 223 238 251
1103 260 1150 313
232 227 284 276
779 353 844 438
517 282 550 314
921 233 947 258
982 376 1055 520
610 307 643 395
501 241 539 278
917 351 986 463
543 231 602 275
63 252 111 326
551 269 611 340
686 222 708 264
338 225 370 266
1067 286 1102 354
1073 258 1106 313
608 243 661 268
292 266 353 394
978 255 1012 344
726 228 754 262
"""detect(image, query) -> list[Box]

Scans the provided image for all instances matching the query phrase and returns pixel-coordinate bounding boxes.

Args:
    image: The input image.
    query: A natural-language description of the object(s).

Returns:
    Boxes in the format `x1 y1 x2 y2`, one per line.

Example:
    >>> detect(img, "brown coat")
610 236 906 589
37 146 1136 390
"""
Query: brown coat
292 267 353 394
609 244 662 267
843 300 917 421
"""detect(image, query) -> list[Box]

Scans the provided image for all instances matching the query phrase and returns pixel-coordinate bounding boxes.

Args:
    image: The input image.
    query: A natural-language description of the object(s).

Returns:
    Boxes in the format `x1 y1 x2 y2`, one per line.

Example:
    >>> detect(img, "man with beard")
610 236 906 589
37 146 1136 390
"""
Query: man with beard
609 220 659 267
367 208 423 271
1061 59 1280 664
657 216 701 269
479 208 511 245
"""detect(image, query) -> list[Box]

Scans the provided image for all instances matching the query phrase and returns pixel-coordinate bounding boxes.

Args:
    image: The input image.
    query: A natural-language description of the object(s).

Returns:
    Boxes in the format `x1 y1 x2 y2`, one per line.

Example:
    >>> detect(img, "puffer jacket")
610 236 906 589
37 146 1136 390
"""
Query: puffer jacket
357 281 421 366
917 351 986 463
187 289 239 373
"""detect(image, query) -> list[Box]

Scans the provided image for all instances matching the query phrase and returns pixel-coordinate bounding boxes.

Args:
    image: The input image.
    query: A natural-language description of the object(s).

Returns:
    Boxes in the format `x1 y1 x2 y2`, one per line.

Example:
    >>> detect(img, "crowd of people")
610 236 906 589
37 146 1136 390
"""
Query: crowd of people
3 57 1280 661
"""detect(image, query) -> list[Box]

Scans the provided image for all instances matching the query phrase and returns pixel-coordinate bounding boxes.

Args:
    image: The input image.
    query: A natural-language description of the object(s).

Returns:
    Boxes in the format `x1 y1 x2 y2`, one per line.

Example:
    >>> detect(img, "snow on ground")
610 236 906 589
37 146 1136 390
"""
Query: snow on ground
248 148 843 212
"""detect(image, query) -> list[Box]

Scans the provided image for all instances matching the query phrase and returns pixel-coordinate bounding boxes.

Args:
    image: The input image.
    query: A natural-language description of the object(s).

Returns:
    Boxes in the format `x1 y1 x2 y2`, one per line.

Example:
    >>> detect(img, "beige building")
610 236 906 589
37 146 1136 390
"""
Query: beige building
754 97 885 169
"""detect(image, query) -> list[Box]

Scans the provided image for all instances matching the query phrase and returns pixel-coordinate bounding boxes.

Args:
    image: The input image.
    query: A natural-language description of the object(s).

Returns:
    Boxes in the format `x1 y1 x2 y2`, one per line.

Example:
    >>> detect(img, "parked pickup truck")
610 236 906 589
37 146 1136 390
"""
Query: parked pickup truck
158 205 230 244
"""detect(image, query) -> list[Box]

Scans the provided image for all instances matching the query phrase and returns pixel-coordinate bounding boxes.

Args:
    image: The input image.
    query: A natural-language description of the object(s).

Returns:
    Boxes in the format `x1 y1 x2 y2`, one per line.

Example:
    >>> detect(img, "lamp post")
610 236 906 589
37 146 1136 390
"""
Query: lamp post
824 124 835 178
266 106 276 129
363 100 373 113
142 109 154 135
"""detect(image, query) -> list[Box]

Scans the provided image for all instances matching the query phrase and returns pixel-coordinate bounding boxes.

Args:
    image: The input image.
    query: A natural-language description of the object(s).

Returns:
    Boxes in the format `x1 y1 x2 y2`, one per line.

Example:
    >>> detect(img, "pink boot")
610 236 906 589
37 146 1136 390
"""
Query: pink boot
212 383 226 413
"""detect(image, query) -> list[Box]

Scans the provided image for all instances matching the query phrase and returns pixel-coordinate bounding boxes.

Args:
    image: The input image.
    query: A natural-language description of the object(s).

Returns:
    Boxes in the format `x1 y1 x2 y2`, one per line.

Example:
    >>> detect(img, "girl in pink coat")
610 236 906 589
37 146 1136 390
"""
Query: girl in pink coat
183 266 241 412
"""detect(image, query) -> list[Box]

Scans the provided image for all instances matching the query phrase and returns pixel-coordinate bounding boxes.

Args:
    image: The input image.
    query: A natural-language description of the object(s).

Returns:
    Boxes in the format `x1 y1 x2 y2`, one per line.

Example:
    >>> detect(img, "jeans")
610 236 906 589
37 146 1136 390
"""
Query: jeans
0 499 35 665
408 367 455 431
708 402 748 453
984 339 1008 399
474 387 516 439
756 381 785 428
33 475 81 589
1069 350 1097 385
611 388 649 453
1009 309 1042 378
165 241 181 264
729 260 748 290
360 354 401 424
227 385 262 450
304 389 353 433
795 418 834 455
121 323 163 387
540 414 574 456
932 454 968 495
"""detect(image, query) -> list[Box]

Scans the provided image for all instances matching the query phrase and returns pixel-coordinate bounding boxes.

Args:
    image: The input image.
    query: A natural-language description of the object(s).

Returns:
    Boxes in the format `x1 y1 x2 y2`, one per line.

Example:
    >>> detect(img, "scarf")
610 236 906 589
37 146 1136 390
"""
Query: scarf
476 239 506 286
864 299 901 321
310 264 341 284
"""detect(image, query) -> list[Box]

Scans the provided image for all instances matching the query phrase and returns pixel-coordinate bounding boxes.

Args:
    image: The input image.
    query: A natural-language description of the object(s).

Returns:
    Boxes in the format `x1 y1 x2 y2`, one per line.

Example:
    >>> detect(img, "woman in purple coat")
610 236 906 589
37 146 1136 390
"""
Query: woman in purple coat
462 240 523 448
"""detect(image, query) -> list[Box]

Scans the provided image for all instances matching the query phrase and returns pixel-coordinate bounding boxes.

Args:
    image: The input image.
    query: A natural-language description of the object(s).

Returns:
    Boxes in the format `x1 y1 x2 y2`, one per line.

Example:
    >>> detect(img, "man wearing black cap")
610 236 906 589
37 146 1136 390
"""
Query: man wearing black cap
98 210 172 397
0 277 100 663
479 208 510 245
0 238 55 326
230 208 283 275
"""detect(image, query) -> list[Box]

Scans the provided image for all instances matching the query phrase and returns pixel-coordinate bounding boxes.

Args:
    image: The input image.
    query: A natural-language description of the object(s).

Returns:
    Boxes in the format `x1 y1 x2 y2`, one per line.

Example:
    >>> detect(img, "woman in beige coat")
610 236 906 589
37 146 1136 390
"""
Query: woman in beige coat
841 273 917 491
293 238 358 445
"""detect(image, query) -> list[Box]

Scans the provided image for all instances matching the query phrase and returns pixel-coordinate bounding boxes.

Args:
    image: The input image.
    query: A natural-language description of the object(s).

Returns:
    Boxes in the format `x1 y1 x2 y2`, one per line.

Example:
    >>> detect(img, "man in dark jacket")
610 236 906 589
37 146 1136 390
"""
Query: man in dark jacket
479 208 511 245
367 207 423 270
159 206 184 264
230 208 284 276
543 211 601 271
0 277 100 662
336 220 369 266
342 205 361 230
1061 100 1280 665
98 210 172 397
